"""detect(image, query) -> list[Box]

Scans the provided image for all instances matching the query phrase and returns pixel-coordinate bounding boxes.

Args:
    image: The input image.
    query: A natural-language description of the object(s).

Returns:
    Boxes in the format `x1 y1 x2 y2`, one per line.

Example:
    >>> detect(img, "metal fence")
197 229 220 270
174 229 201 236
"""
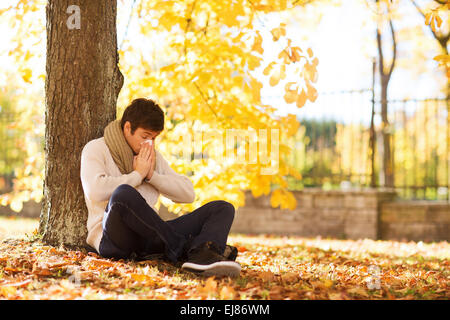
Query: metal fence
282 89 450 201
0 110 23 192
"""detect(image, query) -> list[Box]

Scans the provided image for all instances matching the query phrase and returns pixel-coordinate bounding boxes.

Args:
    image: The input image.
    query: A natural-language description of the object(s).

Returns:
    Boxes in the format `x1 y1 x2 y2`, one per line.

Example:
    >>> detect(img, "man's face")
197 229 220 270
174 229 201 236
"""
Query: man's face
123 121 162 155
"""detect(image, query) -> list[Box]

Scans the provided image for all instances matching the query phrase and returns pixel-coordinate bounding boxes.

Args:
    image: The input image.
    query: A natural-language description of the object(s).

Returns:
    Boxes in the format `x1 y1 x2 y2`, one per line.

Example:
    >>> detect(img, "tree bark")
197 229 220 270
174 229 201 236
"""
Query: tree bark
40 0 123 248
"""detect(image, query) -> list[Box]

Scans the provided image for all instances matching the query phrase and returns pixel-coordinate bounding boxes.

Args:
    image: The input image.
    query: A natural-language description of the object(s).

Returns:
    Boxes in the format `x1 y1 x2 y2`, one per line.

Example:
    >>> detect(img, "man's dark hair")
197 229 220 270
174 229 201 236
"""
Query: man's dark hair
120 98 164 134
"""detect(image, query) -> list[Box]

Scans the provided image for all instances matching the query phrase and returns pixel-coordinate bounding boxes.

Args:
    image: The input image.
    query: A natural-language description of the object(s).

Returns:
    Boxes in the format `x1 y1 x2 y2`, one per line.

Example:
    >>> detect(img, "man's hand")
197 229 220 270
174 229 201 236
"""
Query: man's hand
145 140 156 181
133 142 152 180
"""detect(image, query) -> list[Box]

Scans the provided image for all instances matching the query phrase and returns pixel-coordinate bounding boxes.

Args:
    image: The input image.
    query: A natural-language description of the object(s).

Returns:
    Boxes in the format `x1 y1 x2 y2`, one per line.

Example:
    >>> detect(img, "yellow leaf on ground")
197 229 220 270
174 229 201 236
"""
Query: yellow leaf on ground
323 279 334 288
130 273 154 284
347 286 370 298
328 292 343 300
219 285 236 300
281 272 299 284
0 286 17 298
259 270 275 282
85 257 115 269
198 277 218 297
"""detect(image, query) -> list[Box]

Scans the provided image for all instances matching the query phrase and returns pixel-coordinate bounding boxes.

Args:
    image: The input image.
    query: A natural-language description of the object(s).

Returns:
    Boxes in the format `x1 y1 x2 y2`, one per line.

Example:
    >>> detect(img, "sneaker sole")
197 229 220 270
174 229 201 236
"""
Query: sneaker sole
181 261 241 277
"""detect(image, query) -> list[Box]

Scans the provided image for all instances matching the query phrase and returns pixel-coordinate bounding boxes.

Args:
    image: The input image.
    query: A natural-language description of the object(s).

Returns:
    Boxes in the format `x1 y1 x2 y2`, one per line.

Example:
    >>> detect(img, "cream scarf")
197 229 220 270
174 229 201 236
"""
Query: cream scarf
103 119 134 175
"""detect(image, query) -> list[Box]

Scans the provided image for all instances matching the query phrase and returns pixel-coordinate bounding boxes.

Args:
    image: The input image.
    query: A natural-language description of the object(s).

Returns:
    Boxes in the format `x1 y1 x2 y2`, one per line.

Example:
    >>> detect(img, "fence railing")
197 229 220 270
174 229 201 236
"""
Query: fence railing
281 89 449 201
0 110 24 192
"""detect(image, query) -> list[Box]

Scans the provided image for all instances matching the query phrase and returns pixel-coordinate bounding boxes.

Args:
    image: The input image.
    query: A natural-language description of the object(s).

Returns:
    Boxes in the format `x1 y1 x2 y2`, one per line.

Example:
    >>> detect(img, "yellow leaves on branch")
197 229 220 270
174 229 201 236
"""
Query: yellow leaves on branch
284 81 317 108
263 62 286 86
434 54 450 78
284 82 306 107
21 68 32 83
425 10 444 34
280 113 301 137
251 30 264 55
423 1 450 78
259 21 319 110
270 23 287 41
270 188 297 210
0 152 44 211
278 46 303 64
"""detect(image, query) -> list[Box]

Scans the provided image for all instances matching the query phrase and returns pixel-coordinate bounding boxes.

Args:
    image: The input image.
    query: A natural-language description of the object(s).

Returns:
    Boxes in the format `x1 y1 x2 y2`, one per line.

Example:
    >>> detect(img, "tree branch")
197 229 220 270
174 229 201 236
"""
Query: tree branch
192 81 219 119
387 17 397 79
184 0 197 57
410 0 450 47
292 0 315 7
376 24 384 76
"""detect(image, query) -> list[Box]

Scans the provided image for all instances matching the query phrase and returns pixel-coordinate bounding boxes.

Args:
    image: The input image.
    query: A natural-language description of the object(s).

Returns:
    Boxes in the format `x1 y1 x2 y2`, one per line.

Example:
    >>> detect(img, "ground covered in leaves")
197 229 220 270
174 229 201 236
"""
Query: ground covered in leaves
0 227 448 300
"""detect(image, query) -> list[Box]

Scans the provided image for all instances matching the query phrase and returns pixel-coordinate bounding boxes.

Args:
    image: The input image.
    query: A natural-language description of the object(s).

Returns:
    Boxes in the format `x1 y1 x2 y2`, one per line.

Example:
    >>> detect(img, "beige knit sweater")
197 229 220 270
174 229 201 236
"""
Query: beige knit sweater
80 137 195 253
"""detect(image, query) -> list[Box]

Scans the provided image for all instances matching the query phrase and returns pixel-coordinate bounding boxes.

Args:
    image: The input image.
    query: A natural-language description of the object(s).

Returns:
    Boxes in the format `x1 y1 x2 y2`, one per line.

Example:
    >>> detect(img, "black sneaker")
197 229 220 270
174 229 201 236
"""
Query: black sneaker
181 242 241 277
223 245 238 261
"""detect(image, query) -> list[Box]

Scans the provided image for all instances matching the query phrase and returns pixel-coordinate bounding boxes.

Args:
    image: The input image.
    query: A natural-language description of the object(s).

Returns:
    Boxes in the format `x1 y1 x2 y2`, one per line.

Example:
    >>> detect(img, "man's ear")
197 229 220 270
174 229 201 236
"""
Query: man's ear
124 121 133 136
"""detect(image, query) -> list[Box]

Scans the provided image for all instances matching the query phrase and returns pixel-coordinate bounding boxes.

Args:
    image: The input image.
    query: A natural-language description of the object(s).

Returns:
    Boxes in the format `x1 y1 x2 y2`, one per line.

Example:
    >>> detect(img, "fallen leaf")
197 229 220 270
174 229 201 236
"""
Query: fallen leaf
323 279 334 288
269 285 285 299
3 267 22 273
0 286 17 298
259 270 275 282
198 277 218 297
47 261 71 269
77 270 96 280
130 273 154 285
85 257 115 269
328 292 343 300
281 272 299 284
347 286 370 298
219 285 236 300
1 278 32 288
31 262 53 276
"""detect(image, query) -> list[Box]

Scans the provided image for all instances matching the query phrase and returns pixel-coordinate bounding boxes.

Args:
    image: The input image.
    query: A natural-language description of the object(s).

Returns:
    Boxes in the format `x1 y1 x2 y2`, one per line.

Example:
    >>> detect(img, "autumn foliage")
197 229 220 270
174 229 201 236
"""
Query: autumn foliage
0 0 323 215
0 233 448 300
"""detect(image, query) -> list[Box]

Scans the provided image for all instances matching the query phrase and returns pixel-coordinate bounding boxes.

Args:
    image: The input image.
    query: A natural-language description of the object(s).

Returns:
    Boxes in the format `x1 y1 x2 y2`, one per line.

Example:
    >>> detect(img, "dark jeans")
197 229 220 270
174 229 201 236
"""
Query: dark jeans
98 184 235 262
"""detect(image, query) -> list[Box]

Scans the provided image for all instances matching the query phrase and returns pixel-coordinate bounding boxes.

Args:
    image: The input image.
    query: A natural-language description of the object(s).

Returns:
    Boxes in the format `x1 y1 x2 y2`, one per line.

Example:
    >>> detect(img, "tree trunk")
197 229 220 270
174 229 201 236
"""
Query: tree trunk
369 59 377 188
375 1 397 188
40 0 123 248
380 74 394 188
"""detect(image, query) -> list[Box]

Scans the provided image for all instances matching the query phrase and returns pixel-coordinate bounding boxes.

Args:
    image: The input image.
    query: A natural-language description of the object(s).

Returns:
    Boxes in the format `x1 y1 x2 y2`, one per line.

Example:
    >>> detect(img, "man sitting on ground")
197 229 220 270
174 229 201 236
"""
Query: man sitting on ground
80 98 240 277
